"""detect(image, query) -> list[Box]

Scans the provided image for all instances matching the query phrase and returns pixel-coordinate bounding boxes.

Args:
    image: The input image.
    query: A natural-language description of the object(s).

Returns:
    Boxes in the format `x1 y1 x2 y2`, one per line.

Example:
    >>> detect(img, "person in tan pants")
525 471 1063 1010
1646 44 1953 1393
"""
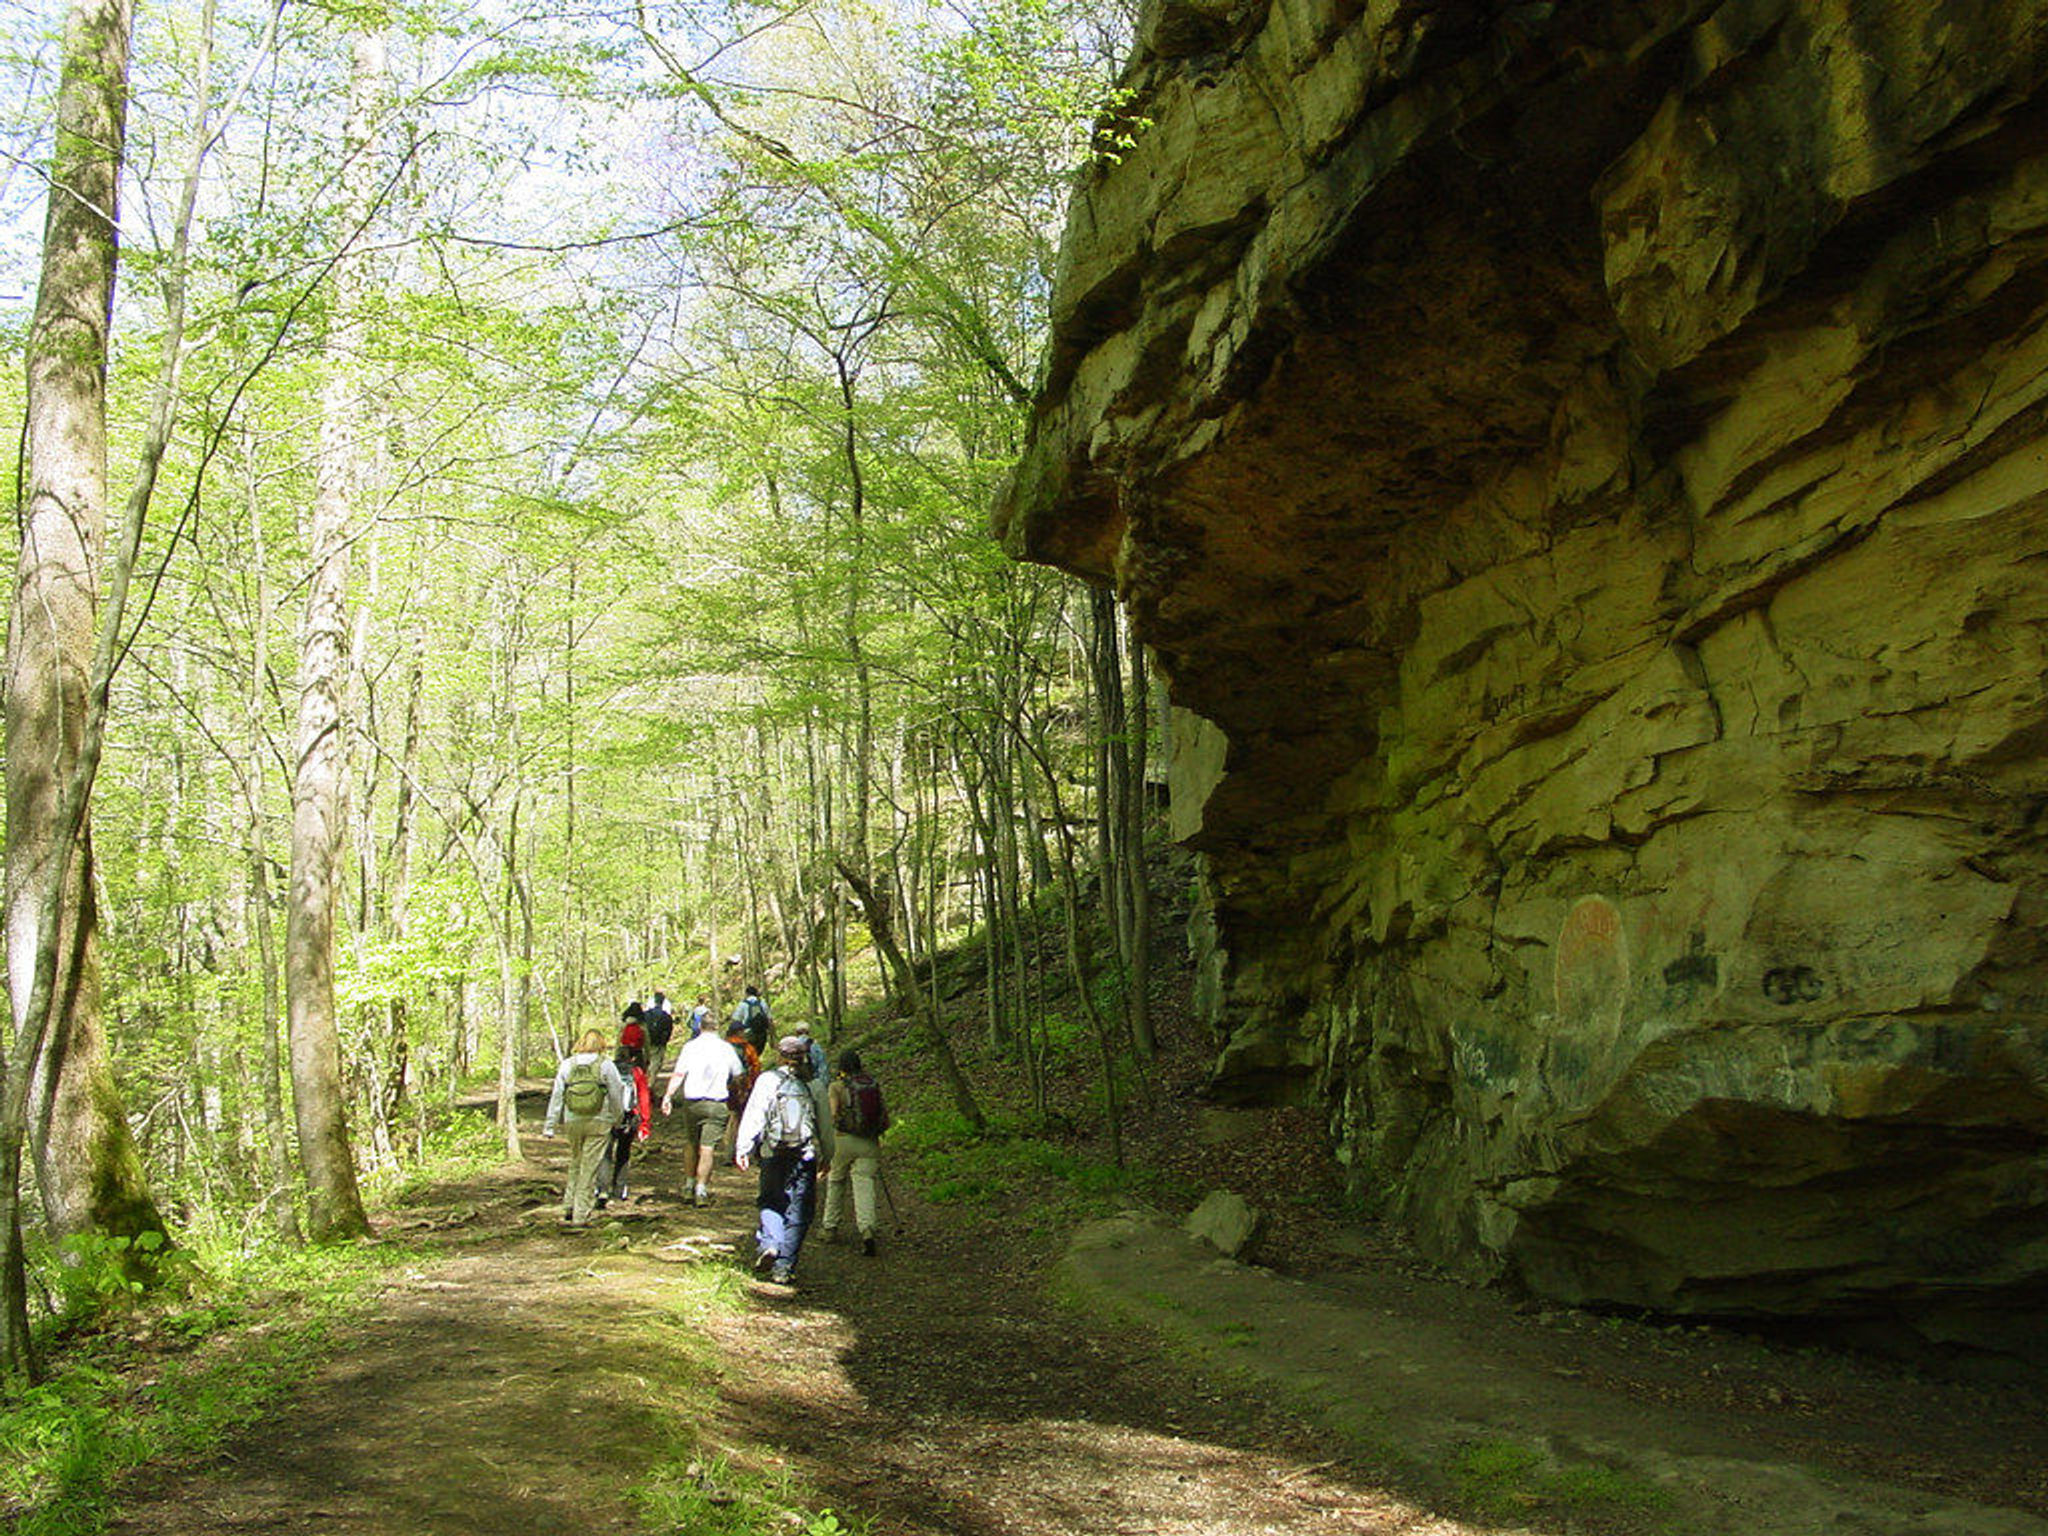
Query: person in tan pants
822 1050 889 1256
543 1028 627 1227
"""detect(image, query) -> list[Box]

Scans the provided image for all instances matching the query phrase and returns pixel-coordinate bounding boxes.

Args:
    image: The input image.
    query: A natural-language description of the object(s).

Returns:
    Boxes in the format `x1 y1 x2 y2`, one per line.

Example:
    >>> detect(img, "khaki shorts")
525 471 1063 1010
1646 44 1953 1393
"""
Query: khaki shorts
683 1099 730 1154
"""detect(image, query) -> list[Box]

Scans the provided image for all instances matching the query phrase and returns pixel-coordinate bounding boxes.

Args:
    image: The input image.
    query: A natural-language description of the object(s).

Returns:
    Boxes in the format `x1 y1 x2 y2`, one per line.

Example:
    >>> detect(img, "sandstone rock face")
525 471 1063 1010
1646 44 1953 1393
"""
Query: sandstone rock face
999 0 2048 1342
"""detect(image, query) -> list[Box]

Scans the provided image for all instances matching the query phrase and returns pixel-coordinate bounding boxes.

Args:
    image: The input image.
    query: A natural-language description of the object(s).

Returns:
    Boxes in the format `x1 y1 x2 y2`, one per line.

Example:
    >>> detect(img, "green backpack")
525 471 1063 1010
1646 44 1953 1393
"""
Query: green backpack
563 1057 607 1117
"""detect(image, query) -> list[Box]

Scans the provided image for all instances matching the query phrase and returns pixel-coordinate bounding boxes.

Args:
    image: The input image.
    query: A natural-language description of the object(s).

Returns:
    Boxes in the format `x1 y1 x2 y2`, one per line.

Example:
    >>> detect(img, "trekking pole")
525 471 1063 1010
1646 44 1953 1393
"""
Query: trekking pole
879 1162 904 1229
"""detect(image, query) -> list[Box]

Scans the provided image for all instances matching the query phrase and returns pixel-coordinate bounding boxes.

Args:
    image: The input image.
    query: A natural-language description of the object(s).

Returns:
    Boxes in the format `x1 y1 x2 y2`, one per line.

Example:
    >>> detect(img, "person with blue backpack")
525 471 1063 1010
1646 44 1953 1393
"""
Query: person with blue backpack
731 985 772 1052
734 1034 835 1285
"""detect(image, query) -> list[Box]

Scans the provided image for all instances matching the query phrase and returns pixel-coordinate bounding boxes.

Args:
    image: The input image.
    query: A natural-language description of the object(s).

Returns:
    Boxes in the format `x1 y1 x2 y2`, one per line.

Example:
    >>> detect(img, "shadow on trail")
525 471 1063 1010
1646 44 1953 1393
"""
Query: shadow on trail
696 1199 1497 1536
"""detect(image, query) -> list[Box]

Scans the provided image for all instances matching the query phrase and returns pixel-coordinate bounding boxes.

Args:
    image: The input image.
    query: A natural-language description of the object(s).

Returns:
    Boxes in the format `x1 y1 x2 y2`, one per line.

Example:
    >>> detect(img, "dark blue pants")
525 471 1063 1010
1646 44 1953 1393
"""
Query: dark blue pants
755 1149 817 1270
596 1124 635 1199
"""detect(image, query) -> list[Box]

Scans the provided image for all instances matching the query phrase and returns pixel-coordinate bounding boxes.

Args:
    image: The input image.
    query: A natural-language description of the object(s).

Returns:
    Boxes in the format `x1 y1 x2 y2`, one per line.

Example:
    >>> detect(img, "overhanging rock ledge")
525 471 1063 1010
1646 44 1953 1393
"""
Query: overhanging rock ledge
997 0 2048 1349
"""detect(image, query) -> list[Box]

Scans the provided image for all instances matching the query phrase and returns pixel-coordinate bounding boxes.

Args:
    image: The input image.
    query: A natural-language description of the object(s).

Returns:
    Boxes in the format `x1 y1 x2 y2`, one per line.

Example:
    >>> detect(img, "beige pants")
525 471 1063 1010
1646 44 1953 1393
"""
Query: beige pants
562 1118 609 1223
822 1132 880 1237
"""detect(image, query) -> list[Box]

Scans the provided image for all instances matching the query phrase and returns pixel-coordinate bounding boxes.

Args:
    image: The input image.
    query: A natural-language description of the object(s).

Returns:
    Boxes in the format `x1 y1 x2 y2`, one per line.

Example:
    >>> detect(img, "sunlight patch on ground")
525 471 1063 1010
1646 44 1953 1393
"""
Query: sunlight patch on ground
895 1418 1502 1536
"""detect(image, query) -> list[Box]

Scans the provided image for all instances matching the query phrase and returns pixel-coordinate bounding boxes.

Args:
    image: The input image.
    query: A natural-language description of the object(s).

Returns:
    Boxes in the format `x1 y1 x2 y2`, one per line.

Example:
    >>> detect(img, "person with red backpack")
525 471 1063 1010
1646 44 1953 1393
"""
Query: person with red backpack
821 1049 890 1256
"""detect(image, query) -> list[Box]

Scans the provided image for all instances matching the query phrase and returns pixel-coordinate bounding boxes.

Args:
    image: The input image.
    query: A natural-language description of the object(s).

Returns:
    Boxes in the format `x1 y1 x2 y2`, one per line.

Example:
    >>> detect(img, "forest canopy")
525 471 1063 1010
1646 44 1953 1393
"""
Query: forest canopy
1 0 1153 1378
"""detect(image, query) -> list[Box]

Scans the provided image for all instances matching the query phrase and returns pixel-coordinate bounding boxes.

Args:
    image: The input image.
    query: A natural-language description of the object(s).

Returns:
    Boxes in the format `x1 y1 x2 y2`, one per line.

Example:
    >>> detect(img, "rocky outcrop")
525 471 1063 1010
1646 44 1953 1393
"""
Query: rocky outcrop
999 0 2048 1344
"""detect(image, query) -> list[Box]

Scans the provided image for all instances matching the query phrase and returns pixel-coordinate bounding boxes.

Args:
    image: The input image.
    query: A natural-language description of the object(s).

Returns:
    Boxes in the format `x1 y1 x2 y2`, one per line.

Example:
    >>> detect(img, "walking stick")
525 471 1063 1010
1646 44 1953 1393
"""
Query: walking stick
879 1161 904 1229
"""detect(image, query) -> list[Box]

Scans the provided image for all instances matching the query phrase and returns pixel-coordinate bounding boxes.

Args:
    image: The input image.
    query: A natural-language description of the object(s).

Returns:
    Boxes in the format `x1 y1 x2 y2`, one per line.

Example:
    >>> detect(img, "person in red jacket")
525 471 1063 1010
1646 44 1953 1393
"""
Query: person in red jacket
595 1044 651 1209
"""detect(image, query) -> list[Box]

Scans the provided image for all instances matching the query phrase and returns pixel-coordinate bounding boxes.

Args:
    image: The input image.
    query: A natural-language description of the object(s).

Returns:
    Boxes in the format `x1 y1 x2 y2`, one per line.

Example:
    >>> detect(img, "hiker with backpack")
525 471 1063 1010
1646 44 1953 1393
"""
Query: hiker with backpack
820 1050 890 1256
595 1043 652 1210
659 1015 747 1207
618 1000 647 1058
642 992 676 1079
734 1034 835 1285
689 994 714 1037
731 984 772 1053
543 1029 628 1227
792 1019 830 1088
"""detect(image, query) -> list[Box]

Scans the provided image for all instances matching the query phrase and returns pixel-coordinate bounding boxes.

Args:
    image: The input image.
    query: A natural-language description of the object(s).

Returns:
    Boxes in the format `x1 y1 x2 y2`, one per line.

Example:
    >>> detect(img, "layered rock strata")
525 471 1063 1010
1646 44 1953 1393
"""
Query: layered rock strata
998 0 2048 1343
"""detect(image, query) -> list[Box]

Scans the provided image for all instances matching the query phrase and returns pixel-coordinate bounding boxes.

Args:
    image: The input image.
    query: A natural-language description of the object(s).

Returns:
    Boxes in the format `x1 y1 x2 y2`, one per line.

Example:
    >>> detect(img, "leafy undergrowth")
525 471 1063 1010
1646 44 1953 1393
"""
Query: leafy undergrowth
0 1238 405 1535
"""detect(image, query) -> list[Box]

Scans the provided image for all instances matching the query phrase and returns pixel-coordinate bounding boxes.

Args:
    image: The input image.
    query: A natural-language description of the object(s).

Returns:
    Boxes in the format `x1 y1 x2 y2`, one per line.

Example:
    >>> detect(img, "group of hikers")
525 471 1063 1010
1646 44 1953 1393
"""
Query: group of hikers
541 985 893 1285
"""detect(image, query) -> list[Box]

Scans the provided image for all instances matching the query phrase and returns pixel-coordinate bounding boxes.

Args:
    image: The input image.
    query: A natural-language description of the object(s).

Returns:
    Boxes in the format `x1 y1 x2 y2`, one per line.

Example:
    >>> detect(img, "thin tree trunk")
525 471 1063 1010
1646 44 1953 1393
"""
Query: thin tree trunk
1124 617 1155 1058
836 860 983 1131
498 793 523 1160
243 445 301 1240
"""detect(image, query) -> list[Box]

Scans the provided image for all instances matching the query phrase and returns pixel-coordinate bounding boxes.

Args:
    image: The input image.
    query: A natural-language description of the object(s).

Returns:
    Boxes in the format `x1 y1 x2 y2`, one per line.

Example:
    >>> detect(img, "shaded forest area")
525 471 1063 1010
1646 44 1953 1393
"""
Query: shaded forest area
1 0 1160 1387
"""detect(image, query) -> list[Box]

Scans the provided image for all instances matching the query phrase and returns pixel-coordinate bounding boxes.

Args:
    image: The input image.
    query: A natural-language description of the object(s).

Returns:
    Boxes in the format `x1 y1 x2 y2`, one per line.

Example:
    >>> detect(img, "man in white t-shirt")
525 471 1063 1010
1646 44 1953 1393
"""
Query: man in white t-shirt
660 1024 746 1206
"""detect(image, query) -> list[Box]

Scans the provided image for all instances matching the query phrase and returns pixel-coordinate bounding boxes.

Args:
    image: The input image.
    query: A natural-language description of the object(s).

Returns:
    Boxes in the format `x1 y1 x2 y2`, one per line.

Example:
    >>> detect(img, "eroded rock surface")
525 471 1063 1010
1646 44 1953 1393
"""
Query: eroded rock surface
999 0 2048 1343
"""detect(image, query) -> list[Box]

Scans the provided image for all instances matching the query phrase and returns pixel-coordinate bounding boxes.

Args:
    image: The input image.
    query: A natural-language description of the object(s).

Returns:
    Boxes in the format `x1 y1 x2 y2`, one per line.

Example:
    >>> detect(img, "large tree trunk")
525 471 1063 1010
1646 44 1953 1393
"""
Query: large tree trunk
9 0 165 1250
1 0 154 1385
285 29 382 1244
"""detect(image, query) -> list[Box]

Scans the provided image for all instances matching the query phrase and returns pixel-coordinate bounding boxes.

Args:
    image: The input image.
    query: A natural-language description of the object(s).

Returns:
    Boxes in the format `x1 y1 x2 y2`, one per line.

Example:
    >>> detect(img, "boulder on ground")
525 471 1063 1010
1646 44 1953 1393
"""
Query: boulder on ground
1186 1189 1263 1258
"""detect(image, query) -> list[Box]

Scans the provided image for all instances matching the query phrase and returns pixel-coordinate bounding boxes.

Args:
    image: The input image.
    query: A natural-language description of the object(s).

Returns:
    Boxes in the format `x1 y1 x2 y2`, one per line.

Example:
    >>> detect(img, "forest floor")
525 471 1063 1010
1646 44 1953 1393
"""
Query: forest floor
91 1068 2048 1536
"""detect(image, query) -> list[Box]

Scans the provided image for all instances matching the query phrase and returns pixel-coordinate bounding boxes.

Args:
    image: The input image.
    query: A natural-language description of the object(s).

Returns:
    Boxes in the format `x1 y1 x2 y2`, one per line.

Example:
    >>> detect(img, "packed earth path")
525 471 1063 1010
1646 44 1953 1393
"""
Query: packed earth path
100 1089 2048 1536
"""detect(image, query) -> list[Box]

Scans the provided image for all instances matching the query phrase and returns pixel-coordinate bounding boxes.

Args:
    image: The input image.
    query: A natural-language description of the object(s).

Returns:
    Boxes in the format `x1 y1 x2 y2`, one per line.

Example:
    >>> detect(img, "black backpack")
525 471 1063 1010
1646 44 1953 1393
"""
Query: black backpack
644 1005 674 1051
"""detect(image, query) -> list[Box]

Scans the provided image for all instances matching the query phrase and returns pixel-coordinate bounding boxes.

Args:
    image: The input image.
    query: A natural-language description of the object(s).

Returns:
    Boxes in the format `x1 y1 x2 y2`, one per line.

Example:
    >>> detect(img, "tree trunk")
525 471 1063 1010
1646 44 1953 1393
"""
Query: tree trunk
285 28 383 1244
1123 616 1156 1058
243 445 301 1240
2 0 149 1385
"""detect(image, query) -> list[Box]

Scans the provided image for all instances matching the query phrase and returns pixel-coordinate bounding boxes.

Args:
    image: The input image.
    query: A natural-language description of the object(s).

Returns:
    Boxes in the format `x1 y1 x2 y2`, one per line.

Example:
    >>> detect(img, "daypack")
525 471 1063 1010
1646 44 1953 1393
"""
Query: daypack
563 1057 608 1117
836 1072 888 1139
644 1007 674 1051
614 1063 644 1138
725 1035 760 1116
757 1070 816 1156
739 996 770 1049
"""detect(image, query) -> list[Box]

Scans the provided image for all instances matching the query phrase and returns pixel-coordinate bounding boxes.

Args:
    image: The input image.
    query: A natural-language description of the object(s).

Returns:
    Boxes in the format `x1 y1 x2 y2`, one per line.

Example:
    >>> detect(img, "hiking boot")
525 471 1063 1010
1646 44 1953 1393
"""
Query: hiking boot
769 1263 794 1284
754 1247 778 1276
861 1235 877 1258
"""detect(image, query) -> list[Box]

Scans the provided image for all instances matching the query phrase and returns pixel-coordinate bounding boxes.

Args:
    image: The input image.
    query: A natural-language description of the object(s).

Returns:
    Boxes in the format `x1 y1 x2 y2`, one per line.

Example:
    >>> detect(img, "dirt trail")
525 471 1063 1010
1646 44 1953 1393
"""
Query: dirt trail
100 1113 2048 1536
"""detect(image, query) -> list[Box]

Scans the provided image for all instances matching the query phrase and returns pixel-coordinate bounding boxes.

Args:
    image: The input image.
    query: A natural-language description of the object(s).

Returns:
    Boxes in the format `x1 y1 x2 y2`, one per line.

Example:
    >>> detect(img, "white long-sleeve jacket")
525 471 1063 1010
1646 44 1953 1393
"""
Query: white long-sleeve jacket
734 1067 835 1167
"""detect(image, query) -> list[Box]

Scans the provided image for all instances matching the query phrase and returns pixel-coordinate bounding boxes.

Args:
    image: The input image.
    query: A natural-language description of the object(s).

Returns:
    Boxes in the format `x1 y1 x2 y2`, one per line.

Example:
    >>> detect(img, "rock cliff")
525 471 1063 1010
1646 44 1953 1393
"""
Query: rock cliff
998 0 2048 1347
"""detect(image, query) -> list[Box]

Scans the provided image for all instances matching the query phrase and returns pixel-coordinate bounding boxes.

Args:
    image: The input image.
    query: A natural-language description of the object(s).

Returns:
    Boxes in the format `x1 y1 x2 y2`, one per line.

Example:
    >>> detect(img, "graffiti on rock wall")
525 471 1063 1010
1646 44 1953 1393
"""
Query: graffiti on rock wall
1554 895 1628 1052
1661 930 1719 1005
1761 965 1826 1005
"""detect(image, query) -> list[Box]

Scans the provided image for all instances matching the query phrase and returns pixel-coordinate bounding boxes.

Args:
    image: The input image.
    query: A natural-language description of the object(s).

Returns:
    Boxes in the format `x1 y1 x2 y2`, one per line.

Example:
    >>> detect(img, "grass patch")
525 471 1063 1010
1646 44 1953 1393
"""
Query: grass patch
894 1111 1193 1229
1450 1438 1670 1524
376 1113 512 1204
623 1260 873 1536
635 1451 871 1536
